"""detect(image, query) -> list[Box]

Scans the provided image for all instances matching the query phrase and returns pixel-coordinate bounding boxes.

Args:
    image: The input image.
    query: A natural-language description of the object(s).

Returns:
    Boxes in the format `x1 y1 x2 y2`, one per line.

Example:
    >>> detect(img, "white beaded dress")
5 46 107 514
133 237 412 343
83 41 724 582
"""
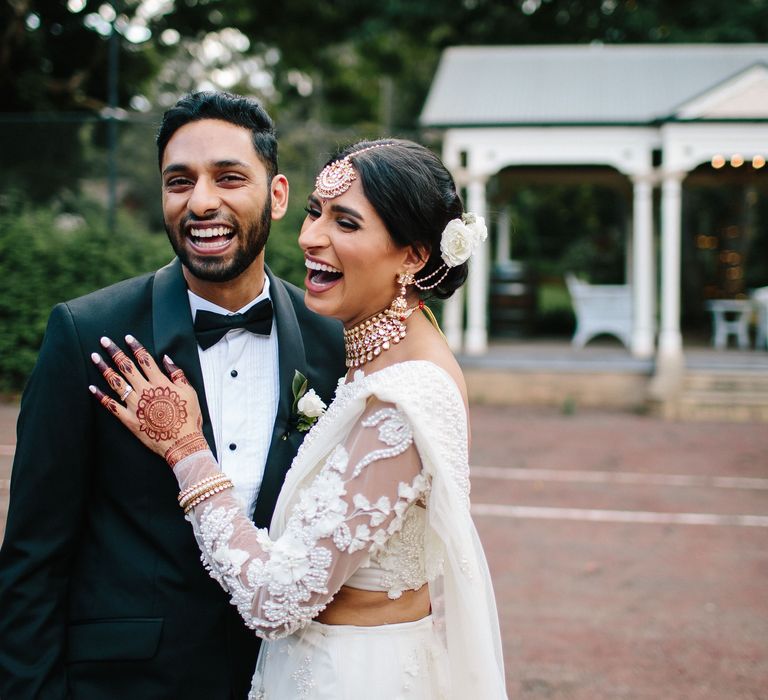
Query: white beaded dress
173 361 507 699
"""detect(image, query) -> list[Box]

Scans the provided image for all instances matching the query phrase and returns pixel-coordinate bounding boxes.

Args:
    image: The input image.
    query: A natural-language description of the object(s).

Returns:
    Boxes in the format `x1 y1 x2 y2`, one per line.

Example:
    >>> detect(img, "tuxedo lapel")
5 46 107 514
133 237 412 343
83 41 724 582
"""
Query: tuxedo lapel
251 268 308 528
151 258 218 460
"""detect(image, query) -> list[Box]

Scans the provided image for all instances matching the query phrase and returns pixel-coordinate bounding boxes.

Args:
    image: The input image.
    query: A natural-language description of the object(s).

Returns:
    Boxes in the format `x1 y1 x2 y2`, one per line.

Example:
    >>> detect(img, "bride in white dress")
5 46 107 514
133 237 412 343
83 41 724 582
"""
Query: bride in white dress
91 139 507 699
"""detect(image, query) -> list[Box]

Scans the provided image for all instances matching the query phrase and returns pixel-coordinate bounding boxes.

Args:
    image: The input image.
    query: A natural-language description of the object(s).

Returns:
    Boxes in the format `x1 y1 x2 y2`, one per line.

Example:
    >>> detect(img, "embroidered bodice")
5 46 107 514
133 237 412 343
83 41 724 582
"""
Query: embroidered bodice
343 502 428 598
172 361 470 640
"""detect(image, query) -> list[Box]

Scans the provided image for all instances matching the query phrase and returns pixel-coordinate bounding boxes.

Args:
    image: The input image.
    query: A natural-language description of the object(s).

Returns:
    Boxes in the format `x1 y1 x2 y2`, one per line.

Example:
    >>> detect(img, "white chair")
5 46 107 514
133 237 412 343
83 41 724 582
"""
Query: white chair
752 286 768 351
705 299 752 350
565 273 633 349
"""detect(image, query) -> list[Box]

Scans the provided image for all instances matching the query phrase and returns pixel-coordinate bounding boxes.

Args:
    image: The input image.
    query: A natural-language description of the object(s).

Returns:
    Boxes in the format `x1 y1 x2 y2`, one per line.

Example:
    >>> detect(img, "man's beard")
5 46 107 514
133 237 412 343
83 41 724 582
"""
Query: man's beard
166 198 272 283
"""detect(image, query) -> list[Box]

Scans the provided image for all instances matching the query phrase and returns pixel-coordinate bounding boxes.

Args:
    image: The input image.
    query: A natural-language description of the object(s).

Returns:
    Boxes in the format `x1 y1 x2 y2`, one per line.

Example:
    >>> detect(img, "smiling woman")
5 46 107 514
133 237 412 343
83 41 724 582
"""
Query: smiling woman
299 179 417 328
298 140 475 337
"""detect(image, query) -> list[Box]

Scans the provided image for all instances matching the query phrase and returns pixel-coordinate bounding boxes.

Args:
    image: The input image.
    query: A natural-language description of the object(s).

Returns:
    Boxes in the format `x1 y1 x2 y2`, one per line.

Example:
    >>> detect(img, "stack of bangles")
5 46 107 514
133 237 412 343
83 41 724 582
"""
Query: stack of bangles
178 473 234 514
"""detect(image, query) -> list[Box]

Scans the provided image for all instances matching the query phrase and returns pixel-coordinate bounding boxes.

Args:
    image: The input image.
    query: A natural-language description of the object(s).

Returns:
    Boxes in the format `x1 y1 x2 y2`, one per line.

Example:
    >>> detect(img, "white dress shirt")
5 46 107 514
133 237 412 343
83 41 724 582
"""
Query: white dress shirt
187 278 280 516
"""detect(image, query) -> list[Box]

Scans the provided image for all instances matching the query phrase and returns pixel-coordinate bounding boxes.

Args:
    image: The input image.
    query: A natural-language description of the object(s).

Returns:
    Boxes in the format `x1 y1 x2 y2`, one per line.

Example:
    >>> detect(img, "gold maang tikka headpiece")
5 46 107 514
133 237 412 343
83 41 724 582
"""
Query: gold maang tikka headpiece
315 143 394 199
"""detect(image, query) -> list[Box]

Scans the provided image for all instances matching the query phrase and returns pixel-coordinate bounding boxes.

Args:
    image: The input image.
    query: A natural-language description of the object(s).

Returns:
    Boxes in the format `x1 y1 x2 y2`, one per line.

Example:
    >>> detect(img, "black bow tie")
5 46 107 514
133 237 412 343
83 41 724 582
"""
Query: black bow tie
193 298 274 350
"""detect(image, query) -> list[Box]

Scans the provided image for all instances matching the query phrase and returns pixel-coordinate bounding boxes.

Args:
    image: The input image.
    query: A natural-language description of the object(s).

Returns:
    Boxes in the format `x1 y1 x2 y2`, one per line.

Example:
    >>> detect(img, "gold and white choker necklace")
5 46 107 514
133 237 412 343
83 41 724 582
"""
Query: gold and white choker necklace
343 301 423 368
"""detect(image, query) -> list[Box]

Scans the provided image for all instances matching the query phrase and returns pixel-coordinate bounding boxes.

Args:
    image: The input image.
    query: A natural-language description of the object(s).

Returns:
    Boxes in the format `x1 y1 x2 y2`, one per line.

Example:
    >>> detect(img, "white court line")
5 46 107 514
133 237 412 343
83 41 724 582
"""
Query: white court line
471 465 768 491
472 503 768 527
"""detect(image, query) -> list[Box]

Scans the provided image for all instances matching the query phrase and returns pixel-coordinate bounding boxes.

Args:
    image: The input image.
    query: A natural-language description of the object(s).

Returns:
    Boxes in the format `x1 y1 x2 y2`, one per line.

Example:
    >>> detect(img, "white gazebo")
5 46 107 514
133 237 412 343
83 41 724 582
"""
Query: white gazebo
420 44 768 392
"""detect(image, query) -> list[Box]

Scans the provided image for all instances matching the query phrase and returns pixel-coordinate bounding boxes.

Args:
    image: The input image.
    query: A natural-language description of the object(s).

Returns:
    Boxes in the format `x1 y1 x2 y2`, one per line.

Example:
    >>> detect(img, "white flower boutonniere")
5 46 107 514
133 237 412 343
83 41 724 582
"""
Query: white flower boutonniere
292 370 327 432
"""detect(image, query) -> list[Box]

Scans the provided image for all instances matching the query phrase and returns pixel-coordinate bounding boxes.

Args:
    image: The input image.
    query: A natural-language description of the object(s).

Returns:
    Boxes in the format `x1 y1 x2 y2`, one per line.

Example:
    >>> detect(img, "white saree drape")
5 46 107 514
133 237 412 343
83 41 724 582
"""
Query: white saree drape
266 362 506 698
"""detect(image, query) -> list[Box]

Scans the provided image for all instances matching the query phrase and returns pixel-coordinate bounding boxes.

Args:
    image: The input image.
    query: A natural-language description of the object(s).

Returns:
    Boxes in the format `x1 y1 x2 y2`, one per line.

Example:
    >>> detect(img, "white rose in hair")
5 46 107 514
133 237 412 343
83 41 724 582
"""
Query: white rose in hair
463 213 487 242
297 389 327 418
440 219 477 267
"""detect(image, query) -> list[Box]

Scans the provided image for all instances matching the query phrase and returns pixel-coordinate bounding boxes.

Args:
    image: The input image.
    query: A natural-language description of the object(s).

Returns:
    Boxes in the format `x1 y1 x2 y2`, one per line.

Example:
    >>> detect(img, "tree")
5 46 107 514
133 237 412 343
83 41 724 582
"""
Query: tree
6 1 767 124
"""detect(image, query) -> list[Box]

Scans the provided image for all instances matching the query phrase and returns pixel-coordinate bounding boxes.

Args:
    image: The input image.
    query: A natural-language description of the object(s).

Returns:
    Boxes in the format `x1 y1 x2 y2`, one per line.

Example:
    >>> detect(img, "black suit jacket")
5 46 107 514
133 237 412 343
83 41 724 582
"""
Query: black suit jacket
0 259 345 700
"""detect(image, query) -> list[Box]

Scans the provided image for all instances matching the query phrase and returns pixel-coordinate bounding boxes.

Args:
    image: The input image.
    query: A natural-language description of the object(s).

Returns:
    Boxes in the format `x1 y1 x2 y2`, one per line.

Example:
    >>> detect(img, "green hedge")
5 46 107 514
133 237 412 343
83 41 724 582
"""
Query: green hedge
0 196 321 394
0 199 172 393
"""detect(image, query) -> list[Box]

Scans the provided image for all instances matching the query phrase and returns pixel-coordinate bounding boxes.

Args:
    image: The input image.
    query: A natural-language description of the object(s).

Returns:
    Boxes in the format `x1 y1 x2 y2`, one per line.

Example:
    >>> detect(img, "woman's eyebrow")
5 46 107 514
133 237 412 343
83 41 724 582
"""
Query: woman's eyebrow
329 204 363 220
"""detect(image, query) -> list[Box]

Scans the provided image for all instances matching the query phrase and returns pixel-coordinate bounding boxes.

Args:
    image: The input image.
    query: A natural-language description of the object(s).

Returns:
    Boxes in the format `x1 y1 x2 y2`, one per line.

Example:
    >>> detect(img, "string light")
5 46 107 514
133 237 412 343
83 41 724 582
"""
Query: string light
710 154 765 169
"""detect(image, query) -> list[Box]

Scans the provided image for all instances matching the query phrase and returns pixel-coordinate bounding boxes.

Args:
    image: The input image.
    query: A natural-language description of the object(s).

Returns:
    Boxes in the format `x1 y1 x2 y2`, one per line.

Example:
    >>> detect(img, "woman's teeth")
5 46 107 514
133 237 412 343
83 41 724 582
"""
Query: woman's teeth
305 259 342 274
305 259 343 285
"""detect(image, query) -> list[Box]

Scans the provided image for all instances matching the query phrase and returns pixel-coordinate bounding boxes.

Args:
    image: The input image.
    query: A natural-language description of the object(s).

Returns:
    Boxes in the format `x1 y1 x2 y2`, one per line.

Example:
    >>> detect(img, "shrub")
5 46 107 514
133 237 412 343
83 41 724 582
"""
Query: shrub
0 197 171 393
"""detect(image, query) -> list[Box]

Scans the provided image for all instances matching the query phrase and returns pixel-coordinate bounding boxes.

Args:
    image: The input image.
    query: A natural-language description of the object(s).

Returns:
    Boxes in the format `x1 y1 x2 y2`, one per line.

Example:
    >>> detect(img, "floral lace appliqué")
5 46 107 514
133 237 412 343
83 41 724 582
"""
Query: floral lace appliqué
190 406 429 642
351 408 413 478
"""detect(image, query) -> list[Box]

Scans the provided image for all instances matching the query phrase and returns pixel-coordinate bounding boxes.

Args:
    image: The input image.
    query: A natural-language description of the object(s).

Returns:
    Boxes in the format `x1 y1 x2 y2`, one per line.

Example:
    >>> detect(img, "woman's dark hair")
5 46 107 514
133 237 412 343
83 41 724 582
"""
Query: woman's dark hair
326 139 468 299
156 91 278 179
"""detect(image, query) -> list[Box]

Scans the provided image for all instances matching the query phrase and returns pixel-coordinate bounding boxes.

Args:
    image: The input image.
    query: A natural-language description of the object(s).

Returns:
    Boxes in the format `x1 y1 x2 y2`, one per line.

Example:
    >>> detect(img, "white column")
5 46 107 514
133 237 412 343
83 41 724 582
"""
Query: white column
442 290 463 352
625 225 634 287
658 172 684 362
496 206 511 264
465 177 489 354
630 175 655 358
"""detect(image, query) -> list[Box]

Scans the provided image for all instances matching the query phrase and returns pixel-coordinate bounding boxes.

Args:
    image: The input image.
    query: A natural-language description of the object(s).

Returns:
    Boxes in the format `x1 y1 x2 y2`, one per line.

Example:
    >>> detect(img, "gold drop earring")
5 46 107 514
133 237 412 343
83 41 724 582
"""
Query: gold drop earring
391 272 415 317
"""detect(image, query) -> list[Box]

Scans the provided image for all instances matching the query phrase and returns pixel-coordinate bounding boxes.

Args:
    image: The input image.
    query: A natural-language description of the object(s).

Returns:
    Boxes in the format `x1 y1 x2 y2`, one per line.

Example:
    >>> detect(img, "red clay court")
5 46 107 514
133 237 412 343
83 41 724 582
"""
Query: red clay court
1 400 767 699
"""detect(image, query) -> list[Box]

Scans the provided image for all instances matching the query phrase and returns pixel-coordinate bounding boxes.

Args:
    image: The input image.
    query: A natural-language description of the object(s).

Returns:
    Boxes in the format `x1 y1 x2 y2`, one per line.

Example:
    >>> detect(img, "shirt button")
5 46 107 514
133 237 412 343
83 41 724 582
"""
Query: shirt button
229 443 237 451
230 369 238 378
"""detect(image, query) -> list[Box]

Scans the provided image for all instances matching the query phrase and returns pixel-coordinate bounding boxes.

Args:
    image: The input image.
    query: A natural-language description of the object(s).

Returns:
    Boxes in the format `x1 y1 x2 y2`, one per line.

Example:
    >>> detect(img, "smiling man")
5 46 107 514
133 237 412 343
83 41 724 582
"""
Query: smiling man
0 92 345 700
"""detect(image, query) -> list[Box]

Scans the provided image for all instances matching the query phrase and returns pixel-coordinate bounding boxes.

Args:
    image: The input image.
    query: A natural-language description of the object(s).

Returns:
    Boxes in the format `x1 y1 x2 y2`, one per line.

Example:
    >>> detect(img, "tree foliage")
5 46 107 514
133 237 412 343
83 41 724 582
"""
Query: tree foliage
4 0 767 125
0 195 171 392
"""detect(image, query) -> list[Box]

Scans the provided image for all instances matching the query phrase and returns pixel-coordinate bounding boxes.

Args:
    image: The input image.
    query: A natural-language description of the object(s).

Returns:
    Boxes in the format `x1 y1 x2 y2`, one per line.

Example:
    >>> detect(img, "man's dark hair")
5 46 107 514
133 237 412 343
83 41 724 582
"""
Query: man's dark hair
156 91 278 179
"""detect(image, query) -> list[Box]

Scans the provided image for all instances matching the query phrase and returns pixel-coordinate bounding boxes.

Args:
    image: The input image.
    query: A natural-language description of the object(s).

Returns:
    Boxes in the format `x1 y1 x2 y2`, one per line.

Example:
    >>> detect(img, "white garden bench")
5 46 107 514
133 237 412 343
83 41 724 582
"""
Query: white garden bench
751 286 768 351
565 273 633 349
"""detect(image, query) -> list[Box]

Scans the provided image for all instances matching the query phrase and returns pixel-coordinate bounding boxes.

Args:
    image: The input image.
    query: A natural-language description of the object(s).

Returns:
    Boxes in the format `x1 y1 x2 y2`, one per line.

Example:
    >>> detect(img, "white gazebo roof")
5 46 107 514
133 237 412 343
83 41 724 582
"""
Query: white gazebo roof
420 44 768 126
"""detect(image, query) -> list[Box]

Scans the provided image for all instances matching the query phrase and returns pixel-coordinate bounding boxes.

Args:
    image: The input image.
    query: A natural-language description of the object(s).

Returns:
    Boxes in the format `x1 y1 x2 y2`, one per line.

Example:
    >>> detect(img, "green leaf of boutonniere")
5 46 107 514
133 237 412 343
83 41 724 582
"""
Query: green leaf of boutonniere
291 370 326 432
291 370 309 414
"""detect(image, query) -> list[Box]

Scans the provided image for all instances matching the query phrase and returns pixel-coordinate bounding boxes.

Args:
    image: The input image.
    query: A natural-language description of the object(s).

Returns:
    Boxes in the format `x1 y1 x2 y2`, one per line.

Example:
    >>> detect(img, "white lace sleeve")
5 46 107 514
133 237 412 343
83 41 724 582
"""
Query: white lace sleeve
172 398 428 640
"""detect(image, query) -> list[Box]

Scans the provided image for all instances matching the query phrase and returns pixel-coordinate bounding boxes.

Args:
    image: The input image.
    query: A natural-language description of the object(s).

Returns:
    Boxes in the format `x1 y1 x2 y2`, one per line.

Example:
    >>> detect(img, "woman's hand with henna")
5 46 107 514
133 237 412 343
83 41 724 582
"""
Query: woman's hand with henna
89 335 208 468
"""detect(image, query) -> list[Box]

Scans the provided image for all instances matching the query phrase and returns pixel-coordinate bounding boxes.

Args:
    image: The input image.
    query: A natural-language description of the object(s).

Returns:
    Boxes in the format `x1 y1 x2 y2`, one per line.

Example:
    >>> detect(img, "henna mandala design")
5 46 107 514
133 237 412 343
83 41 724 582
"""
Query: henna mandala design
136 386 188 441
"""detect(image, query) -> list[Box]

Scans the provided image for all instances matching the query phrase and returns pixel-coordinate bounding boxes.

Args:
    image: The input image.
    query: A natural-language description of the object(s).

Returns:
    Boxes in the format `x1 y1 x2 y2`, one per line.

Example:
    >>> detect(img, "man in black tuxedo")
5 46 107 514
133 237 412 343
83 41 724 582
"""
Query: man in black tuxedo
0 92 345 699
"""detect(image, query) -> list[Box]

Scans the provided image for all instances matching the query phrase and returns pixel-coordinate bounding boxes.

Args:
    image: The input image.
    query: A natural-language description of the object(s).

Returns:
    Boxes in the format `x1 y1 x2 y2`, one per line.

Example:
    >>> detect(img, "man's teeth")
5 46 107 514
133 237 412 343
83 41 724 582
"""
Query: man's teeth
305 259 342 274
190 226 232 238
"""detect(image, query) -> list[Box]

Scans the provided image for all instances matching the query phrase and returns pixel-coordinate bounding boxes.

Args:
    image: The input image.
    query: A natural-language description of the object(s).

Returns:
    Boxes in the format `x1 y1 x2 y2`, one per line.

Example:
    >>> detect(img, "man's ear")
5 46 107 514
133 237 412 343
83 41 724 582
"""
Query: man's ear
270 174 289 221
